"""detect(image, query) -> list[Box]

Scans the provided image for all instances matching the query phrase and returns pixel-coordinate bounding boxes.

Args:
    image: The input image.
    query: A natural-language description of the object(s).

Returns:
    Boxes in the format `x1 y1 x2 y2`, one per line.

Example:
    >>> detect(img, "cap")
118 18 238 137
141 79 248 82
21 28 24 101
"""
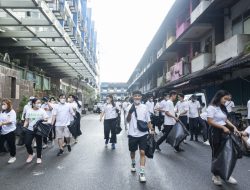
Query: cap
29 96 35 100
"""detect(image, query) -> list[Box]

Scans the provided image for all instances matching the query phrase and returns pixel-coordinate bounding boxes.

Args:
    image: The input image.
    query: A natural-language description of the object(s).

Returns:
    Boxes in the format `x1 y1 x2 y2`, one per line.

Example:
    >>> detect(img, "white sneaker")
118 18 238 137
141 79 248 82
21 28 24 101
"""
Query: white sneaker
131 163 136 172
227 176 237 184
26 154 34 163
42 144 47 149
203 140 210 146
8 157 16 164
139 173 146 183
183 139 187 144
212 175 222 186
36 158 42 164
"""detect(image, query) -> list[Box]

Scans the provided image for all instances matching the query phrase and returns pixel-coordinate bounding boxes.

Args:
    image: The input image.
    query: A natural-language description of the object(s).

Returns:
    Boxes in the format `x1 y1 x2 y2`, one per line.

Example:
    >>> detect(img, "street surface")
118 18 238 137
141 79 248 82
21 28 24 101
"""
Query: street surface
0 114 249 190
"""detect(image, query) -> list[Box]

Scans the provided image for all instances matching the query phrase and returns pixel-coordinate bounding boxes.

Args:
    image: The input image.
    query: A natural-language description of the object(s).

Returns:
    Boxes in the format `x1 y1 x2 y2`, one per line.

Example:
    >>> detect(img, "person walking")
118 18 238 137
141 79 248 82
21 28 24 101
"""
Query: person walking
188 94 201 141
175 93 189 143
207 90 239 186
51 94 75 156
154 98 162 132
0 99 17 164
100 95 118 149
67 95 82 143
23 98 48 164
156 91 181 152
122 97 131 130
126 90 154 183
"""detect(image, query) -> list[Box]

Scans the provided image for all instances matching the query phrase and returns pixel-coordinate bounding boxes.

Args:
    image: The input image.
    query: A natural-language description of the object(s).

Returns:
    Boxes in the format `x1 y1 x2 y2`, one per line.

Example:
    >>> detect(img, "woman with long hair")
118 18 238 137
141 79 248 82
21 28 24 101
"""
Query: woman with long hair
207 90 239 186
100 94 118 149
0 99 17 164
23 98 48 164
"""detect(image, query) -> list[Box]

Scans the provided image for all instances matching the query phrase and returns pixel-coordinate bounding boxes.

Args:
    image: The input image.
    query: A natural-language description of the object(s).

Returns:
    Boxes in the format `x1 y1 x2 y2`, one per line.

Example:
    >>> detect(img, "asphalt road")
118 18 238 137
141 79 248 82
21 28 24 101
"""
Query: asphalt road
0 114 249 190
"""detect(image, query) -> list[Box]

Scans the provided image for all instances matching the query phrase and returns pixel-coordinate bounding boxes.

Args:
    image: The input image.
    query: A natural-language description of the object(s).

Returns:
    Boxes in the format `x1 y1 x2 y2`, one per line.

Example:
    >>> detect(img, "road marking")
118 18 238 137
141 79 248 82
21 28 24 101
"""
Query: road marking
57 166 64 170
33 171 44 176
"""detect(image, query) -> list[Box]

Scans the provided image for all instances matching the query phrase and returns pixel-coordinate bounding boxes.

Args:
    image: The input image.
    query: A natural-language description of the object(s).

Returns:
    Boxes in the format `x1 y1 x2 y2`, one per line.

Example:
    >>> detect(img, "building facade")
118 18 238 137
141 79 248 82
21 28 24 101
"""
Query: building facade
128 0 250 107
0 0 99 109
100 82 128 101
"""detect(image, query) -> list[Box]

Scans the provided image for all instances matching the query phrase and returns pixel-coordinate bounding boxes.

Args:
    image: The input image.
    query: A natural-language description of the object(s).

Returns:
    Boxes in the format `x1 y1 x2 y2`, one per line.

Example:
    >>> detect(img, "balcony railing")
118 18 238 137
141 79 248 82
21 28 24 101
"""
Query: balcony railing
215 34 250 63
166 36 176 48
176 22 190 38
191 0 211 24
191 53 212 73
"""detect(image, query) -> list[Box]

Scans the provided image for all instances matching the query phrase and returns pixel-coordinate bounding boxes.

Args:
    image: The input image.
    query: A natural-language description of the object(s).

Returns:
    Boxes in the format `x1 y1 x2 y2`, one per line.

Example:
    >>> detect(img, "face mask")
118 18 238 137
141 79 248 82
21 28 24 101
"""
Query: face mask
35 104 41 108
134 100 141 105
60 99 66 104
67 98 72 102
1 105 7 110
106 99 111 104
150 98 153 102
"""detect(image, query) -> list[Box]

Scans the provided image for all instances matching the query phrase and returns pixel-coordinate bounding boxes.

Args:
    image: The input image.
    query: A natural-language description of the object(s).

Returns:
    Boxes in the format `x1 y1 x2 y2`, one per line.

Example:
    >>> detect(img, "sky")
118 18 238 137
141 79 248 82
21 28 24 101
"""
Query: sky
89 0 175 83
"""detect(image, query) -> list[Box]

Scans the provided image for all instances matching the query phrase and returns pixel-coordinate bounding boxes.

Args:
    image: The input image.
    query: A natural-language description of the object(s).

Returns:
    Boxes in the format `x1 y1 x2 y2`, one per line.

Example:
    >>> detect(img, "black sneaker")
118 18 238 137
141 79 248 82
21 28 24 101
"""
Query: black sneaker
67 145 71 152
57 149 64 156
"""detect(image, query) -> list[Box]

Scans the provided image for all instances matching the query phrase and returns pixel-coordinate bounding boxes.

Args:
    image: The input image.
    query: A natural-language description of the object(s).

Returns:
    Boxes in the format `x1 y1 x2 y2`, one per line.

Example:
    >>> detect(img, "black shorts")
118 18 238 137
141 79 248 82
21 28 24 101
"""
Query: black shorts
128 134 148 152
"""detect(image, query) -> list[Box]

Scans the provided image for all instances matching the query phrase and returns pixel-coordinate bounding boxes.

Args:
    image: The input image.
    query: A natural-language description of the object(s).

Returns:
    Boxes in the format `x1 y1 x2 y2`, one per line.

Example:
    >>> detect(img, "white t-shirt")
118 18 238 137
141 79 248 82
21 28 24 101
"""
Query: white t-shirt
122 101 130 112
188 100 201 118
154 102 161 116
0 110 16 135
160 99 167 115
127 103 150 137
102 103 118 120
225 101 235 113
75 101 82 114
21 103 32 120
175 100 188 116
200 111 207 121
247 100 250 119
68 102 77 121
207 105 227 126
41 103 53 123
26 108 48 131
244 126 250 145
145 101 154 114
164 100 176 125
53 103 75 127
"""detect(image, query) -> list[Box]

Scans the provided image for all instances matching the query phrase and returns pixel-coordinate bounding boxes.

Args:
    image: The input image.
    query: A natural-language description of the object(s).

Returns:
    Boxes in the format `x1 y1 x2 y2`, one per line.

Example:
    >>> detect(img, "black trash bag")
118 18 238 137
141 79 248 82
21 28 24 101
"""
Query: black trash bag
33 120 52 138
211 134 239 181
166 122 189 148
116 117 122 134
145 134 156 159
68 119 78 138
231 133 244 159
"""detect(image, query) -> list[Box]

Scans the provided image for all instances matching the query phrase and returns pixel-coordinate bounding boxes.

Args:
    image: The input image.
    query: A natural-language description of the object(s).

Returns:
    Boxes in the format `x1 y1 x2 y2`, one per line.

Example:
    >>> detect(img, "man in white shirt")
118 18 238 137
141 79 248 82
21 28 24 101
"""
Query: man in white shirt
67 95 82 143
225 95 235 113
127 90 154 183
188 94 201 141
156 90 181 152
159 93 169 130
247 99 250 125
51 94 75 156
21 96 35 121
122 97 131 130
175 93 188 128
145 96 154 115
